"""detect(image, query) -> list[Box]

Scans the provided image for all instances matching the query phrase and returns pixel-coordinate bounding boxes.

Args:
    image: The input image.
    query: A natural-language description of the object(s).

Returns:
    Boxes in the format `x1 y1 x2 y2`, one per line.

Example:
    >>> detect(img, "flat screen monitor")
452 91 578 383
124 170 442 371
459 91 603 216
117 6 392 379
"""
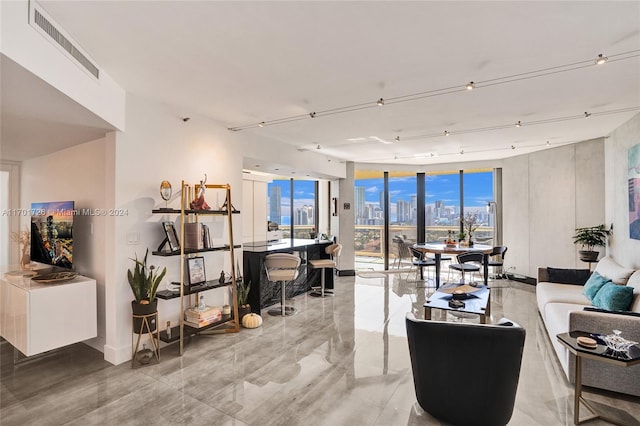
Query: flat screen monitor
30 201 74 270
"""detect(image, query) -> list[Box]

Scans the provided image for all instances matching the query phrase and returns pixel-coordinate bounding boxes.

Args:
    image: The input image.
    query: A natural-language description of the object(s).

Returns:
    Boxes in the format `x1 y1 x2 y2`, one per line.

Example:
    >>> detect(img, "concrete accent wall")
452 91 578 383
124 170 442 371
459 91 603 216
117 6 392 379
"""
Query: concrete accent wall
502 139 605 277
502 154 530 277
605 113 640 269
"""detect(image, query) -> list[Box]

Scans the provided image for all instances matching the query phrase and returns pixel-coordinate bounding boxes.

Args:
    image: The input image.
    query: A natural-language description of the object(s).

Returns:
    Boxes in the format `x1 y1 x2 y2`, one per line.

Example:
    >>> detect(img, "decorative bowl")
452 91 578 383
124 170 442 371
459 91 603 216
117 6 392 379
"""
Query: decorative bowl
602 330 638 353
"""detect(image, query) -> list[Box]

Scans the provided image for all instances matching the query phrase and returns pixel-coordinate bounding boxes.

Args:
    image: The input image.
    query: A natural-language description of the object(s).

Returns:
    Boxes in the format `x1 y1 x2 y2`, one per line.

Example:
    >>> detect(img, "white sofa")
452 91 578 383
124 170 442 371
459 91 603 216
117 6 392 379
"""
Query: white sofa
536 257 640 396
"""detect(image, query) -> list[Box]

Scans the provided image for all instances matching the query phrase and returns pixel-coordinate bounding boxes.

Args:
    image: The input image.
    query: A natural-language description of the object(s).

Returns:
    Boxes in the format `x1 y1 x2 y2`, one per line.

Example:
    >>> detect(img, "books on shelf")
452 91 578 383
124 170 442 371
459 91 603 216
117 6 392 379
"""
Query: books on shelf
184 222 213 250
184 306 221 328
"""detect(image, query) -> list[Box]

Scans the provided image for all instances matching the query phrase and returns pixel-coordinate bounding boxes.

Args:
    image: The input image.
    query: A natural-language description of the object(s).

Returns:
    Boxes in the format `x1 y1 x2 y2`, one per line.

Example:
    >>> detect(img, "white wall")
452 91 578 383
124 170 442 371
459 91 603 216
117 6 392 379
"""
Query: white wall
605 113 640 269
0 162 21 265
21 137 109 353
0 0 125 130
104 94 346 364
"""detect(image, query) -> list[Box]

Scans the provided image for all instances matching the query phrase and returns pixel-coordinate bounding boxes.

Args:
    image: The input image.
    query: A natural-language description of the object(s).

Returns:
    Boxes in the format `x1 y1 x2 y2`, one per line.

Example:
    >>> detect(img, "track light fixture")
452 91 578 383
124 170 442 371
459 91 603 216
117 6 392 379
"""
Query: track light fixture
460 149 464 155
515 121 521 127
316 144 321 150
444 130 450 136
584 111 591 118
546 141 551 146
228 49 639 131
258 121 265 127
511 145 516 149
395 136 400 142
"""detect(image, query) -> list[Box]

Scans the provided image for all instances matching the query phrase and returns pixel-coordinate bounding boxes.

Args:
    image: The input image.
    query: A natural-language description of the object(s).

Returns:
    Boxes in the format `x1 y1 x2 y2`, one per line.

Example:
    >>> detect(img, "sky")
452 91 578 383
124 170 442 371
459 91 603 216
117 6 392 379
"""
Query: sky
267 171 493 224
359 171 493 208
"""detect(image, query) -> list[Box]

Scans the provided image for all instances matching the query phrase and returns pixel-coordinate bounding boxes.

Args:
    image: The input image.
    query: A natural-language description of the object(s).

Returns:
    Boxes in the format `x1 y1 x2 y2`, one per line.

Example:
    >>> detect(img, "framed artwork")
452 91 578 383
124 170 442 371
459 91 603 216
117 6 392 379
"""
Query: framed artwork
162 221 180 252
629 143 640 240
186 256 206 285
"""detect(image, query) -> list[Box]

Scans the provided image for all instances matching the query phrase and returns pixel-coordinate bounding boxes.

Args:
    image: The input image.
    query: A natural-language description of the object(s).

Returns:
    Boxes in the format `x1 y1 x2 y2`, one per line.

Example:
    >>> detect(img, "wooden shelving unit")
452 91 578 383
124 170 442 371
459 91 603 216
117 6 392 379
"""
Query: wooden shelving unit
152 181 241 355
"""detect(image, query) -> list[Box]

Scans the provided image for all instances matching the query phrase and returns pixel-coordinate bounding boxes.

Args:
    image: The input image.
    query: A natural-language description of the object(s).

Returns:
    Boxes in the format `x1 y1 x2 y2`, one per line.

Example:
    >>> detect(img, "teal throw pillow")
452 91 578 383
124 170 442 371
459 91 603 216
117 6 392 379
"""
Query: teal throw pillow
592 282 634 312
583 271 610 301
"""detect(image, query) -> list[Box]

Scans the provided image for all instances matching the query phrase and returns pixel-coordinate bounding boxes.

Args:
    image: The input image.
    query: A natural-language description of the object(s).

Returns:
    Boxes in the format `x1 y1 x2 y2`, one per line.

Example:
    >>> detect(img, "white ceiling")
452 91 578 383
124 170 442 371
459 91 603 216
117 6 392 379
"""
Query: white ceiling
3 1 640 166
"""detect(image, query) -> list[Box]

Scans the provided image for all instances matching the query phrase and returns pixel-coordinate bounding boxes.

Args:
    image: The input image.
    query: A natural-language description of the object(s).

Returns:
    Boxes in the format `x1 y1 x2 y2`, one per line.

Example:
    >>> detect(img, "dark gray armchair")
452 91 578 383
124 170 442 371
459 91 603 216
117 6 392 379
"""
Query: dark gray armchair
406 313 526 426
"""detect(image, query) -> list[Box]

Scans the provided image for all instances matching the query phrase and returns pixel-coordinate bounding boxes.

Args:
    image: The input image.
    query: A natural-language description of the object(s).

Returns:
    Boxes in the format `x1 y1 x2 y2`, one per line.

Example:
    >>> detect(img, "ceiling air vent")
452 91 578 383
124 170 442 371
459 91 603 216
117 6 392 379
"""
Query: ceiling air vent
29 1 100 79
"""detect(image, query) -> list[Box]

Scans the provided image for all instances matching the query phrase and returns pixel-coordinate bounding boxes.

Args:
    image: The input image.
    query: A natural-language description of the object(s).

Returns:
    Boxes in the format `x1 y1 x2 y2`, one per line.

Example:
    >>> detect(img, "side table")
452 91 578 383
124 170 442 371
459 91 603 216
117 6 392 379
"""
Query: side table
132 312 160 368
557 331 640 425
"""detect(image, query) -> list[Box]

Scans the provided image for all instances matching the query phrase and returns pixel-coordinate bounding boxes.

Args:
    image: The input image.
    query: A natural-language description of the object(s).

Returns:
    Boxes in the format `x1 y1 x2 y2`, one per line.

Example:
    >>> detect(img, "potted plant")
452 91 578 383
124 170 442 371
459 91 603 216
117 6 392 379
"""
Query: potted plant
237 279 251 322
572 224 612 262
128 248 166 333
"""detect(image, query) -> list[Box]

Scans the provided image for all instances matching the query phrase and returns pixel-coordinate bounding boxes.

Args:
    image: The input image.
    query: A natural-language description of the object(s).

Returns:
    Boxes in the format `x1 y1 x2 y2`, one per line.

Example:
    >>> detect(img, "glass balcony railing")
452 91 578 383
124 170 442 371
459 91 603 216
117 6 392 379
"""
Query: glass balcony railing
355 225 494 259
275 224 493 262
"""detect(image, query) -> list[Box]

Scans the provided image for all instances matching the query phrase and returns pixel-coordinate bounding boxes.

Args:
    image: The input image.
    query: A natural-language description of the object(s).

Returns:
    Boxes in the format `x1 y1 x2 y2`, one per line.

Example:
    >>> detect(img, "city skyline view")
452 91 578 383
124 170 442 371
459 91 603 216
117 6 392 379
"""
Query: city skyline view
267 171 493 228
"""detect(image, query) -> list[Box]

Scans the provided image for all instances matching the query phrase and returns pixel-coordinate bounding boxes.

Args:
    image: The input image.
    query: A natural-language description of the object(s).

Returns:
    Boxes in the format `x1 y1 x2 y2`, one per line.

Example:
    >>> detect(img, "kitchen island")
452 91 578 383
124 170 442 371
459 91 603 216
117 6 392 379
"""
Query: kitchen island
243 239 333 314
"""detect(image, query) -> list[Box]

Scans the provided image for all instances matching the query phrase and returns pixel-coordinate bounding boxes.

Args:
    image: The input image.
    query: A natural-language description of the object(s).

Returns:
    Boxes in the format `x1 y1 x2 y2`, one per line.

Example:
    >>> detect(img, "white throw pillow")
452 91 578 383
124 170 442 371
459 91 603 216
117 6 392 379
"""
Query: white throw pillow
594 256 635 285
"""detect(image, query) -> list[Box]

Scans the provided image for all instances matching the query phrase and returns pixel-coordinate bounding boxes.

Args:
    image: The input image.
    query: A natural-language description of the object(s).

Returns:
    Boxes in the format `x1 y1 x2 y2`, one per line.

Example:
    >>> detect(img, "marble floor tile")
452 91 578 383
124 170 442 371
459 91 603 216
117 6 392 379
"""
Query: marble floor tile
1 273 639 425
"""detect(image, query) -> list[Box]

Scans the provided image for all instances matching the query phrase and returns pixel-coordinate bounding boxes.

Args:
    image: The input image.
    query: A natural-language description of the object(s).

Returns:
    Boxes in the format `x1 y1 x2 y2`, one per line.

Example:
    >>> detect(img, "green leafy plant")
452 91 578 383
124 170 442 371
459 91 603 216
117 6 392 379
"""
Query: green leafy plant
572 224 612 252
237 279 251 307
127 249 166 304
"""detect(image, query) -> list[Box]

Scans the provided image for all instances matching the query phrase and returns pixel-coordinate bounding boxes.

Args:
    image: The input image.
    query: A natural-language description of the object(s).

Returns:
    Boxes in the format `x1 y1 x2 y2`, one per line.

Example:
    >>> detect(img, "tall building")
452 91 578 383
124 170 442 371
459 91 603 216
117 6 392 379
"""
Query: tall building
294 205 313 225
269 185 282 225
410 195 417 223
396 199 410 223
355 186 366 219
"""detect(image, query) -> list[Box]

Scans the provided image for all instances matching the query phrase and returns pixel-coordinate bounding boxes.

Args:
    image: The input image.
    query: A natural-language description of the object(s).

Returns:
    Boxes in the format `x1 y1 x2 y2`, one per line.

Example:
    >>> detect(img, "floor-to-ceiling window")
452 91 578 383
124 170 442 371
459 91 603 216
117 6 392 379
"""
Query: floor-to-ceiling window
425 171 461 243
389 173 418 242
267 178 317 239
355 168 498 270
462 169 495 244
292 179 316 238
354 171 385 266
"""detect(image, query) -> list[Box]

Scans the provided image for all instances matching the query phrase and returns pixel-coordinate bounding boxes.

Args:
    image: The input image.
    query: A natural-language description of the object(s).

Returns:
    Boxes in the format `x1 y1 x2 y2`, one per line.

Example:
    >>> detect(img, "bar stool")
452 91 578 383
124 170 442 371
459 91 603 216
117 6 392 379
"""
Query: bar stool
265 253 301 316
309 243 342 297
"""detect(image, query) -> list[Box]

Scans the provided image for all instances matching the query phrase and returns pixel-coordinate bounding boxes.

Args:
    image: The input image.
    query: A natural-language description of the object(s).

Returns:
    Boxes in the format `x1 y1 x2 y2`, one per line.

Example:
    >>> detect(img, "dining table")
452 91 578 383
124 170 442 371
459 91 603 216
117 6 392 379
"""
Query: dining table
412 243 494 289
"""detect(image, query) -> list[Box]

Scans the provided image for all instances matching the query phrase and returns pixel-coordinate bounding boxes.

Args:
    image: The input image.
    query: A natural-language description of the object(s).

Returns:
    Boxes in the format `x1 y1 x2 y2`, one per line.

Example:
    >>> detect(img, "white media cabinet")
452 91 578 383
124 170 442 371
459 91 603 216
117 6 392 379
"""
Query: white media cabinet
0 267 97 357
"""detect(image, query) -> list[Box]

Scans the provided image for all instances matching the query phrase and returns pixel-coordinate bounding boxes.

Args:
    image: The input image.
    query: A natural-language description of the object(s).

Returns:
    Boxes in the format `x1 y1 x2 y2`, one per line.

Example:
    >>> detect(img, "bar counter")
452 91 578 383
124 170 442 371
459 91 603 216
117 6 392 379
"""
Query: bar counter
243 239 333 314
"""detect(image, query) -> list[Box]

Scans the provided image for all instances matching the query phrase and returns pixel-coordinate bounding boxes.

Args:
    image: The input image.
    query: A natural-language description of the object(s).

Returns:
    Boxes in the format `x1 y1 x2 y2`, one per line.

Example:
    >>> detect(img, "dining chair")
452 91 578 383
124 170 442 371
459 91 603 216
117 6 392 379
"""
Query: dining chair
409 247 436 283
488 246 508 279
448 252 483 284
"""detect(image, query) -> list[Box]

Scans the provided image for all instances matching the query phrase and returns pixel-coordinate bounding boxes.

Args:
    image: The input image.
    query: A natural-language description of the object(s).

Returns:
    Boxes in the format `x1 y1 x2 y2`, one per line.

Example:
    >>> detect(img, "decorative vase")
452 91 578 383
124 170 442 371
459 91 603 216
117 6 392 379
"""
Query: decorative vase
132 299 158 333
135 344 154 365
